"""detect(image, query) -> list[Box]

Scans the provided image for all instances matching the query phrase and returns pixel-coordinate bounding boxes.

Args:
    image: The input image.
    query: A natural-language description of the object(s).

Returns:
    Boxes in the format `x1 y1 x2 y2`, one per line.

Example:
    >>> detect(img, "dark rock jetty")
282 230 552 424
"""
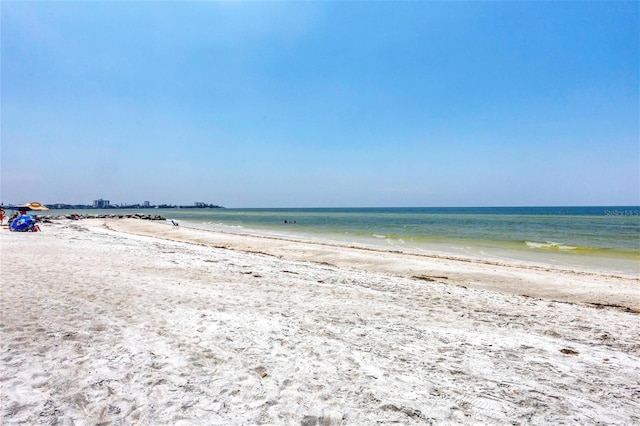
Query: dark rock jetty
40 214 167 221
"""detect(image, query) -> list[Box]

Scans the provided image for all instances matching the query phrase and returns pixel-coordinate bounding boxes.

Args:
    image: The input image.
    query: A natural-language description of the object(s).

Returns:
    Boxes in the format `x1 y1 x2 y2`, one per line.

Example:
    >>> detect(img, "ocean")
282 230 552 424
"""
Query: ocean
45 206 640 275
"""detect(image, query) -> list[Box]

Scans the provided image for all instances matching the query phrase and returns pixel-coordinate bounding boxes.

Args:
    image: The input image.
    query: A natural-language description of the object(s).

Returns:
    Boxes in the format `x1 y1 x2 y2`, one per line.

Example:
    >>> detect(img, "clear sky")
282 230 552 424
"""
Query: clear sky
1 1 638 208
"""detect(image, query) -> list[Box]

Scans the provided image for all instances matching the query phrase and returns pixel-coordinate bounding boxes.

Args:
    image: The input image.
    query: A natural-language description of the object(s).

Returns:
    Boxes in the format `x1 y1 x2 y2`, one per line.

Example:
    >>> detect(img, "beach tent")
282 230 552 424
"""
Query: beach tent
10 215 38 232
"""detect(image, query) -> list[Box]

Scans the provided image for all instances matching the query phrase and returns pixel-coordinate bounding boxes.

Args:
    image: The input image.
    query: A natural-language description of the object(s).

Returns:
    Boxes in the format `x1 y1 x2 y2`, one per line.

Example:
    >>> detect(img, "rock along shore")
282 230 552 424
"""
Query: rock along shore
41 214 167 221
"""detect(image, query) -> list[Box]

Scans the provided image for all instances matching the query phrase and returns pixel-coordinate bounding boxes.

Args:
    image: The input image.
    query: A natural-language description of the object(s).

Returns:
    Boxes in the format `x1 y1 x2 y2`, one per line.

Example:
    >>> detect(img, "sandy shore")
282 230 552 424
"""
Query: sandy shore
1 219 638 424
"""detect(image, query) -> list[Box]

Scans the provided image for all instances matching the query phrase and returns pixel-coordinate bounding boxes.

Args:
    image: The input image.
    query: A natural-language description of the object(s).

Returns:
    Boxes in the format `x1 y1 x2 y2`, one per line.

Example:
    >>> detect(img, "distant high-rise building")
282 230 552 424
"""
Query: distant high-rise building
93 199 110 208
143 201 150 208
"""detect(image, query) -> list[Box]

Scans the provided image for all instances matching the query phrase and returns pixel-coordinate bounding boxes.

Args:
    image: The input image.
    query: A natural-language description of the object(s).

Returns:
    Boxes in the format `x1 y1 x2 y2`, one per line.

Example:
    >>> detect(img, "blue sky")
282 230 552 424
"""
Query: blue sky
1 1 638 208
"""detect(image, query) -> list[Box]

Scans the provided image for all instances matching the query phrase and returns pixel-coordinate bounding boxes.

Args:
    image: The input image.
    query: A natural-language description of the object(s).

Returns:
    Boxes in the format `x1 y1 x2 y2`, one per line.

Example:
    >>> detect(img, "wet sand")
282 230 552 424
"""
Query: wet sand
1 219 638 424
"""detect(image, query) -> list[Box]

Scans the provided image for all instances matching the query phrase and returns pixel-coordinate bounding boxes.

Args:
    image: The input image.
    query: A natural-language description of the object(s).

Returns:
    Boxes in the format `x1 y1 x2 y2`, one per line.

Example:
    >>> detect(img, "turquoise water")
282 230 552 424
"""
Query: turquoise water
44 206 640 274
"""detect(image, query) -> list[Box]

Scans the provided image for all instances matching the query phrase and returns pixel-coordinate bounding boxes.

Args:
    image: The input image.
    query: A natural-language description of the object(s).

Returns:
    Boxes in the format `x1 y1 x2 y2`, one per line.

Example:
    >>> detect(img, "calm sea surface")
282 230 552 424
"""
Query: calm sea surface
45 206 640 274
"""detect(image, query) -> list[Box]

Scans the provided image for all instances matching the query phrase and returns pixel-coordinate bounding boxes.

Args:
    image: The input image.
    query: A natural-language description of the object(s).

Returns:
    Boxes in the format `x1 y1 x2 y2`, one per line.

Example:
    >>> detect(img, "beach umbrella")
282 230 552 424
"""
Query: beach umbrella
10 215 37 232
3 202 49 212
19 202 49 211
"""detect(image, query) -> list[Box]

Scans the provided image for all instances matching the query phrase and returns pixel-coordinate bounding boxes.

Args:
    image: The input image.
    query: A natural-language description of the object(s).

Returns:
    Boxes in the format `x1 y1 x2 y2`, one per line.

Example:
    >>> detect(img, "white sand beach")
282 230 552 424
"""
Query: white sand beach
1 218 639 425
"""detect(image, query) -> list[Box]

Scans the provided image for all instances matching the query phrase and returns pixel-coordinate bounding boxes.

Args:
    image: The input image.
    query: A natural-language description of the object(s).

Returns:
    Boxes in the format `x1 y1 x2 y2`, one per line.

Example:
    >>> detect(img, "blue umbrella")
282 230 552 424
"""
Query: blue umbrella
10 215 37 232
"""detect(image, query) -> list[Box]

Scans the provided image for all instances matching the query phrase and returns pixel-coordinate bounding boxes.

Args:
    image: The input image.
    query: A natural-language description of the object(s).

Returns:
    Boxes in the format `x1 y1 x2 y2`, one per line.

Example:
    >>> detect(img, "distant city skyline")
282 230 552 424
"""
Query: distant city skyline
1 198 224 209
1 2 638 208
13 200 224 210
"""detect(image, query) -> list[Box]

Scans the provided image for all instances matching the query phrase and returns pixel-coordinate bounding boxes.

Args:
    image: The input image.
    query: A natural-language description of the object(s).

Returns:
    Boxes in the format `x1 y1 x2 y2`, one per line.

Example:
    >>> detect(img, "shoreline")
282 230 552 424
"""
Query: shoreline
34 207 640 263
1 219 639 424
105 218 640 312
186 219 640 276
138 212 640 277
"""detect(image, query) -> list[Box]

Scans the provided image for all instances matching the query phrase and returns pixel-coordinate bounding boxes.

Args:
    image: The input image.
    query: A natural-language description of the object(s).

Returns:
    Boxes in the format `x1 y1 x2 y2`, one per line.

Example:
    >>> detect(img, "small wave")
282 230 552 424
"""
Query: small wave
525 241 579 251
208 222 243 229
523 241 639 260
372 234 386 239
